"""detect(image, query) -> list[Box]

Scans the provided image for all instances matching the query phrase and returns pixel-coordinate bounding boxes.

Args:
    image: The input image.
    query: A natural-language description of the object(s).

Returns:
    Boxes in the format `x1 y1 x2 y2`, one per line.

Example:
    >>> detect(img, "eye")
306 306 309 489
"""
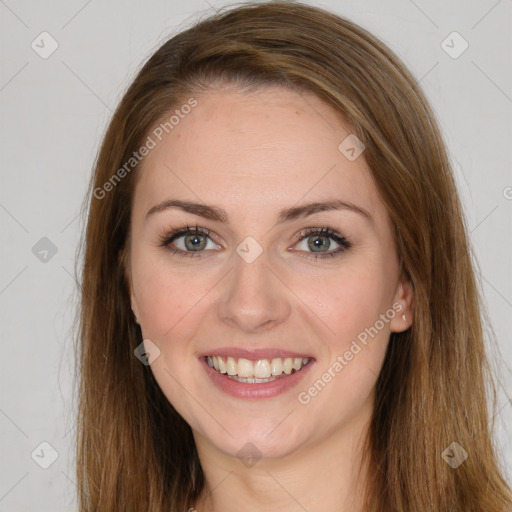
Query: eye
159 225 221 258
159 225 351 260
293 227 351 259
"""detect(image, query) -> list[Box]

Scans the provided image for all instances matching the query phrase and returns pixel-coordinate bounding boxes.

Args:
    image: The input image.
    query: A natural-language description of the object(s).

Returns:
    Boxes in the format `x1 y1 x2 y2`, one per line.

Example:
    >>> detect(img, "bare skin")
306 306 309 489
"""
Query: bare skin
128 84 413 511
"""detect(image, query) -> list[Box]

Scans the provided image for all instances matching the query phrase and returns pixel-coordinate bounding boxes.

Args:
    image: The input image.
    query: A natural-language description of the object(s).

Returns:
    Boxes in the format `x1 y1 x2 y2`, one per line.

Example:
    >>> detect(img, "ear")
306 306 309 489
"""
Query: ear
389 274 414 332
120 246 140 325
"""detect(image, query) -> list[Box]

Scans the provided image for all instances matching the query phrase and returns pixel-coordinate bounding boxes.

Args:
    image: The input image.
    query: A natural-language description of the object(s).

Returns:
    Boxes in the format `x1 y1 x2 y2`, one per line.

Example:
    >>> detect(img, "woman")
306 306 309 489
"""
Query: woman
76 1 512 510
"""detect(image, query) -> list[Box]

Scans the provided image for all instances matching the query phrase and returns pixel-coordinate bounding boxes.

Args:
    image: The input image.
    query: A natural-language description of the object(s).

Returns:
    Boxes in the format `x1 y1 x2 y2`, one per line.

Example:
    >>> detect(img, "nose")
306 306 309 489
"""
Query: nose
216 247 291 334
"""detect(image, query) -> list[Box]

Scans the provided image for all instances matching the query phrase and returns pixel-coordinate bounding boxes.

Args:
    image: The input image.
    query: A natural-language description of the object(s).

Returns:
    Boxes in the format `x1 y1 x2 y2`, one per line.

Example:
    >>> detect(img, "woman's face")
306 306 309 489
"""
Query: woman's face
128 85 412 460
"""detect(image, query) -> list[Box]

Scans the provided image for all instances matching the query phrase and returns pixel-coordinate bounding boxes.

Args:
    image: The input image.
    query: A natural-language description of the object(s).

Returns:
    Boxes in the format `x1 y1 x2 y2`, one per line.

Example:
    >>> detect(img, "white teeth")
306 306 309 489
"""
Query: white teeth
207 355 310 379
228 375 278 383
283 358 293 374
254 359 271 379
292 357 303 370
218 356 227 374
226 356 237 376
270 358 283 376
237 358 253 378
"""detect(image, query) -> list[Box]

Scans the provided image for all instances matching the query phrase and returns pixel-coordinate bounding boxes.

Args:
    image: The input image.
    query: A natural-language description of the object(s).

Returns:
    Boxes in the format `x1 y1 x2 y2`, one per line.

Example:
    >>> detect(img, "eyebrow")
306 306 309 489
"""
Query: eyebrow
145 198 373 225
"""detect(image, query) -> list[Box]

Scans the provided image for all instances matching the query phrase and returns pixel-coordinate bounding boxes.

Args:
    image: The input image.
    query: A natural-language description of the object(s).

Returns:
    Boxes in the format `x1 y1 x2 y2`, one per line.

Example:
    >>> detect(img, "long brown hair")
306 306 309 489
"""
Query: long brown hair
76 2 512 510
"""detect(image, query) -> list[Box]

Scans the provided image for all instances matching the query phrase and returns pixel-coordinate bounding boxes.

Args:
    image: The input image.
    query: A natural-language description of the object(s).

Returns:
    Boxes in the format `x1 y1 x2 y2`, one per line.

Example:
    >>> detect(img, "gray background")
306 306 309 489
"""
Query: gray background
1 0 511 510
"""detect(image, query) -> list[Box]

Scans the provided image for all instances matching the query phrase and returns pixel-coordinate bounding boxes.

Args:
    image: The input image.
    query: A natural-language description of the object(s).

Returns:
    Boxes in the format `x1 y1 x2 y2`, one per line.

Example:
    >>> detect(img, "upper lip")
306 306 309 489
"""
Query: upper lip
199 347 314 360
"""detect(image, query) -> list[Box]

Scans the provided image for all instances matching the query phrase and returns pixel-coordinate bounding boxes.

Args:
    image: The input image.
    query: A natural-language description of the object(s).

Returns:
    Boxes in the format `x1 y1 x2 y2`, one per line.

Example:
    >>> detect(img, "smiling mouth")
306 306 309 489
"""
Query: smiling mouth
206 355 312 383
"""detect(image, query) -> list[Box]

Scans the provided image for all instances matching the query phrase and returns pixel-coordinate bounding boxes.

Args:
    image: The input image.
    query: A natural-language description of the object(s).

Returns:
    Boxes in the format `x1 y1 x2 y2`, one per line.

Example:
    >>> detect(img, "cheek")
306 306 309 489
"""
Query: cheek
131 252 212 340
295 262 394 396
303 261 394 343
131 258 209 411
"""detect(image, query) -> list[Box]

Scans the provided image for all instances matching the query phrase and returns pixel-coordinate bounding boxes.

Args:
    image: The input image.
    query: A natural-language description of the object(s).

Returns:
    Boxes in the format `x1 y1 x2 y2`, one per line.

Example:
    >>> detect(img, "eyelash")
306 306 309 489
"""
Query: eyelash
158 224 352 260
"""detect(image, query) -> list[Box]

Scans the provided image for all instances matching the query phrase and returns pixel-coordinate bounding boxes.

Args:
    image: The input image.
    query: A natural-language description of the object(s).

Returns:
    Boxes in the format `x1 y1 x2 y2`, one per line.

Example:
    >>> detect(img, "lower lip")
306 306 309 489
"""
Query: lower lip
200 357 315 399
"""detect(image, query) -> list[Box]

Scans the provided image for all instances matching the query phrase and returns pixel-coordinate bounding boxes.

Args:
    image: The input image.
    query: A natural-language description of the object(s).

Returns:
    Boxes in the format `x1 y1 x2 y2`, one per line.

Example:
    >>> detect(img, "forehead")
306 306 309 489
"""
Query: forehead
132 85 387 227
